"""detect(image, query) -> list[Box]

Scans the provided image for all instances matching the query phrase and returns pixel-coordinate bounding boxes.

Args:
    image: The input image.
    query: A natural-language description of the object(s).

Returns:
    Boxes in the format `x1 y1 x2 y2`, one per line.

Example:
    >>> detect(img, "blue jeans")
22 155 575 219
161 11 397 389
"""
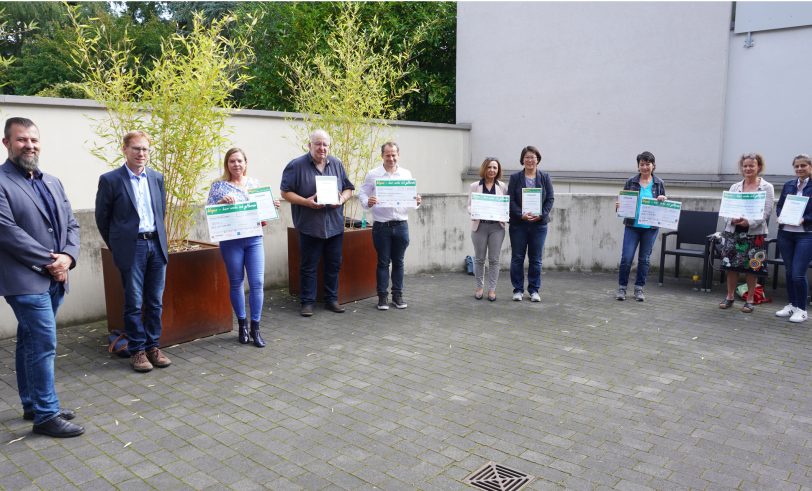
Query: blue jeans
5 282 64 425
777 230 812 311
509 222 548 294
220 236 265 322
299 232 343 305
618 225 659 288
119 237 167 352
372 221 410 295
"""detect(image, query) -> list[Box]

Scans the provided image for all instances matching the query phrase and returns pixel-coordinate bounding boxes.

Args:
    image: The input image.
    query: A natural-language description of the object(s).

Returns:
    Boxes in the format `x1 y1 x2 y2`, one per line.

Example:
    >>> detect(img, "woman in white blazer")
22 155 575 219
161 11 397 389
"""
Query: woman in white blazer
468 157 509 301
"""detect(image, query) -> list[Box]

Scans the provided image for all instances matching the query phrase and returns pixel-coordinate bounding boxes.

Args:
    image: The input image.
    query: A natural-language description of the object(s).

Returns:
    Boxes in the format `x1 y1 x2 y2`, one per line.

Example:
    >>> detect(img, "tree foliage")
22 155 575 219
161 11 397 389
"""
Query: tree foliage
68 6 256 246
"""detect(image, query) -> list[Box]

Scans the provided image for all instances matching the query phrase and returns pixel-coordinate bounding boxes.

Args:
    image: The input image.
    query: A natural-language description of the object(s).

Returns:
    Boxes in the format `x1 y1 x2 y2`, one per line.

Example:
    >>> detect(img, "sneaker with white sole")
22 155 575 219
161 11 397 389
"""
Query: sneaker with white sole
512 292 523 301
530 292 541 302
377 294 389 311
789 309 808 323
775 304 795 318
634 287 645 302
615 287 626 301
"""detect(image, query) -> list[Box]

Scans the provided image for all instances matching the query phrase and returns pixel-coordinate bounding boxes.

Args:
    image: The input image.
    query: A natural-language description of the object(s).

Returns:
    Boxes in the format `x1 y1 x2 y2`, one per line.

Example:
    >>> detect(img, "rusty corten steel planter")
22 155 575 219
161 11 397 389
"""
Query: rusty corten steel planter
101 241 233 346
287 227 377 304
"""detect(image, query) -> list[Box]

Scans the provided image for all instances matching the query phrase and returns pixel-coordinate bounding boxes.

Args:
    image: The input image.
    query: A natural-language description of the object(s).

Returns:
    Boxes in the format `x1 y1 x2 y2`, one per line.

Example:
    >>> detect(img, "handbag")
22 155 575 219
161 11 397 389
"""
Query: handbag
107 330 130 357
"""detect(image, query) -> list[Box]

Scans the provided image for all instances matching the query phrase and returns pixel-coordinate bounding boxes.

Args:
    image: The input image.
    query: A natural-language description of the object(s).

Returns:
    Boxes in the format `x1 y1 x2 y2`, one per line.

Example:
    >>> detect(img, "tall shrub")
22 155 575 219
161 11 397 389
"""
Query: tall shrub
68 7 256 247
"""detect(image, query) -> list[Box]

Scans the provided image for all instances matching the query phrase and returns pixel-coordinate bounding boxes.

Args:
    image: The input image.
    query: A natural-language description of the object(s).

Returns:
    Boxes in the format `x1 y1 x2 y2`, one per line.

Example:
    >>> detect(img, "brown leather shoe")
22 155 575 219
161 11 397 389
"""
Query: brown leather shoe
131 350 153 372
325 302 345 313
146 347 171 368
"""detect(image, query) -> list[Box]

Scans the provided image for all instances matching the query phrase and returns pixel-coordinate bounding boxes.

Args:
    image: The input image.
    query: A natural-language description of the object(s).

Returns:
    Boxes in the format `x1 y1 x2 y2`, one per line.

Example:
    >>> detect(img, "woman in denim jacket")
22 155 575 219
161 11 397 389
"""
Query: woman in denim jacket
774 154 812 323
615 151 666 302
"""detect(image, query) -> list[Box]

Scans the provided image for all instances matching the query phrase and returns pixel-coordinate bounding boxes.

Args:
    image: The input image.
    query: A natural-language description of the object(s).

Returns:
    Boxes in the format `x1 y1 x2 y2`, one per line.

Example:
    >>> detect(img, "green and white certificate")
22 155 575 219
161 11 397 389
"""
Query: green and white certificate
778 195 810 226
205 202 263 242
375 179 418 208
637 198 682 229
248 186 279 221
470 193 509 222
617 190 639 218
718 191 766 221
522 188 542 215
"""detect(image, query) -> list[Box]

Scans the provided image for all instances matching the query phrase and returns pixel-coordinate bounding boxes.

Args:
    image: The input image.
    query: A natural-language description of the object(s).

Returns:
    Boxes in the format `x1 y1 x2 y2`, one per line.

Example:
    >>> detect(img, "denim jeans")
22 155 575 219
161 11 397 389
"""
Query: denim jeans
372 221 410 295
5 281 64 425
618 225 659 288
509 221 548 294
777 230 812 311
299 232 343 305
220 236 265 322
119 237 167 352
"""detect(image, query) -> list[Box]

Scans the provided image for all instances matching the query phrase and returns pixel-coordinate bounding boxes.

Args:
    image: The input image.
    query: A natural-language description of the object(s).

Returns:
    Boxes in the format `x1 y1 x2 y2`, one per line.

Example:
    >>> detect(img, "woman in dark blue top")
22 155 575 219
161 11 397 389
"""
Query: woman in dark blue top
615 151 667 302
774 154 812 323
507 145 554 302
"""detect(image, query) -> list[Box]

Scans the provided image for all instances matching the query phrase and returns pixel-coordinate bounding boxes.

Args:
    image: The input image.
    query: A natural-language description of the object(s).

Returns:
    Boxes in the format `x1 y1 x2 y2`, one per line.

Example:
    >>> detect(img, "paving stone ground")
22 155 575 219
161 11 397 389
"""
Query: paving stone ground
1 271 811 490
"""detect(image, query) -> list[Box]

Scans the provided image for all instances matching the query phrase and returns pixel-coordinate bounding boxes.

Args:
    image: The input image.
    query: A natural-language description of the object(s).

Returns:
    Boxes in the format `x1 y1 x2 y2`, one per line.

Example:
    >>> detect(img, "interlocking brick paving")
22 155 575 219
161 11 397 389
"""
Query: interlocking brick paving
1 271 811 490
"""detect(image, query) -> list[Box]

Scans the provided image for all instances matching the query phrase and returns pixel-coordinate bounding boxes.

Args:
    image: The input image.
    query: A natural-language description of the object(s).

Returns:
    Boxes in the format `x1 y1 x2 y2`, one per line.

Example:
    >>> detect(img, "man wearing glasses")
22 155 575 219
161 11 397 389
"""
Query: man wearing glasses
95 131 171 372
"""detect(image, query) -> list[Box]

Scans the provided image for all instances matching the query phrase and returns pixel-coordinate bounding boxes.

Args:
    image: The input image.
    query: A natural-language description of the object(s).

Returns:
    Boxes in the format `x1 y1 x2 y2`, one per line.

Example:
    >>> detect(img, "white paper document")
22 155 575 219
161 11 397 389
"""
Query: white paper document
522 188 542 216
470 193 510 222
375 179 418 208
637 198 682 229
617 190 639 218
248 186 279 221
205 202 263 242
777 195 809 226
718 191 766 221
315 175 340 205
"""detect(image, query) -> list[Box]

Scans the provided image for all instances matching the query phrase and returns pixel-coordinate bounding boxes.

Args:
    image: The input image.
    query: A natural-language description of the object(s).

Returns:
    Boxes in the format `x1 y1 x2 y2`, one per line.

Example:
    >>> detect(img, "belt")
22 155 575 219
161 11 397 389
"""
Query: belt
137 232 157 240
374 220 406 227
480 220 499 224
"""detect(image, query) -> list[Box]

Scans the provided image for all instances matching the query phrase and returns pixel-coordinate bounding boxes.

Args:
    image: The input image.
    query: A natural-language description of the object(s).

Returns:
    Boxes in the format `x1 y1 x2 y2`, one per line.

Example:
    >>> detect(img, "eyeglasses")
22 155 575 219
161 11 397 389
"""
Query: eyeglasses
128 146 151 154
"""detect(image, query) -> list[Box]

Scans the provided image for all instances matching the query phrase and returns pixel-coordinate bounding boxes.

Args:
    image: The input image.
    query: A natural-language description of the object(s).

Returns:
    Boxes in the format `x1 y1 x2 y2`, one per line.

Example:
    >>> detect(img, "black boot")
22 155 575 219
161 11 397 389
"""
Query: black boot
249 320 265 348
237 318 249 344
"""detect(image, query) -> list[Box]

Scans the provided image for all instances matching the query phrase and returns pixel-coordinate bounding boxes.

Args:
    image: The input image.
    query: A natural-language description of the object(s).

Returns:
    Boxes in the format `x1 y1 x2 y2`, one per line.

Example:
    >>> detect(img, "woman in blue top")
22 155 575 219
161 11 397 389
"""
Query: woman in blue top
207 148 279 347
774 154 812 323
615 151 667 301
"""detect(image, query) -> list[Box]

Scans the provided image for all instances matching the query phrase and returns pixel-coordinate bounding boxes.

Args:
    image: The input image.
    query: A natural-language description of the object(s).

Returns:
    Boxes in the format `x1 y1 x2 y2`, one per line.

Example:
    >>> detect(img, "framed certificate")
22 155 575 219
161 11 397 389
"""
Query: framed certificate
315 175 339 205
375 179 418 208
617 190 638 218
522 188 542 215
777 195 809 226
248 186 279 221
205 202 263 242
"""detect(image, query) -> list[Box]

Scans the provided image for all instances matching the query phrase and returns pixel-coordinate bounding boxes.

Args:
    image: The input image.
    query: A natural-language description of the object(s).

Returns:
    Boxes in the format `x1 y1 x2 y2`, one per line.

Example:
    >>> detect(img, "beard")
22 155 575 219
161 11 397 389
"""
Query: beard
12 153 39 173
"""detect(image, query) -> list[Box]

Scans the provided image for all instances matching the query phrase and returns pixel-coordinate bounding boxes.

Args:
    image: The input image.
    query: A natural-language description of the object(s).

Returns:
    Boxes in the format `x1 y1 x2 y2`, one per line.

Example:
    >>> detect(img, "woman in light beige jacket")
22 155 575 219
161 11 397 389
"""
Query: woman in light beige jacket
468 157 509 301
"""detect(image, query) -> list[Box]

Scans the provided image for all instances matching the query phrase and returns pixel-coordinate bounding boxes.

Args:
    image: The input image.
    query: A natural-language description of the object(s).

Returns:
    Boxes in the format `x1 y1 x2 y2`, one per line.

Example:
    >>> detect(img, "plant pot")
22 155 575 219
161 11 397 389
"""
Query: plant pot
101 241 233 346
287 227 377 304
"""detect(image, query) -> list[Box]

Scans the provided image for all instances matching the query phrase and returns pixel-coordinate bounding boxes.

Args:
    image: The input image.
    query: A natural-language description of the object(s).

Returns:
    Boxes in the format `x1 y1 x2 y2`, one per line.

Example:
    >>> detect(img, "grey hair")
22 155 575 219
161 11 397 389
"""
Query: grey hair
309 129 330 143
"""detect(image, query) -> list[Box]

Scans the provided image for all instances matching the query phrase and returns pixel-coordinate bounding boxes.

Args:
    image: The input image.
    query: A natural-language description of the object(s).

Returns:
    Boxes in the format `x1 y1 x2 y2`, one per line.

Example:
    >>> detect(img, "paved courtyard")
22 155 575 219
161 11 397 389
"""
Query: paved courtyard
0 271 811 490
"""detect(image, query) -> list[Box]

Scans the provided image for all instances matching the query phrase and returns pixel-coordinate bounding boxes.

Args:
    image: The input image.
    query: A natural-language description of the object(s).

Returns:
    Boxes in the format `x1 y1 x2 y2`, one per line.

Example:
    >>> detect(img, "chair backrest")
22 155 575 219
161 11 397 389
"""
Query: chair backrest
677 210 720 245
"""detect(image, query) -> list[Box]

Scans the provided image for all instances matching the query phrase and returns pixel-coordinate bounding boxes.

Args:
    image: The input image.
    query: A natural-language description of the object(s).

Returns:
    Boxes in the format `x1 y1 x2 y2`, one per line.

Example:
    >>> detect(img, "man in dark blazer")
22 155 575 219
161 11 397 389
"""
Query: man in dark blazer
95 130 172 373
0 117 85 437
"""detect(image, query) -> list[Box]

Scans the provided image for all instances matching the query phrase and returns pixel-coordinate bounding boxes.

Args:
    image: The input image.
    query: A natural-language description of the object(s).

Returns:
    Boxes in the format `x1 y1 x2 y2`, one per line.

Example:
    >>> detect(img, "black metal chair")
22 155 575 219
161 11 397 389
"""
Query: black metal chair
658 210 720 289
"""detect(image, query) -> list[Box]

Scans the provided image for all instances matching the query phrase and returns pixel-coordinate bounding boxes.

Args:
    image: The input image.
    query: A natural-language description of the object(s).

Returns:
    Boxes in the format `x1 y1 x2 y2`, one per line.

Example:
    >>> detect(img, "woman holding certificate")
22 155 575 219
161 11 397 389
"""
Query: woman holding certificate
717 153 774 313
469 157 509 301
615 151 666 302
774 154 812 323
507 146 554 302
207 148 280 347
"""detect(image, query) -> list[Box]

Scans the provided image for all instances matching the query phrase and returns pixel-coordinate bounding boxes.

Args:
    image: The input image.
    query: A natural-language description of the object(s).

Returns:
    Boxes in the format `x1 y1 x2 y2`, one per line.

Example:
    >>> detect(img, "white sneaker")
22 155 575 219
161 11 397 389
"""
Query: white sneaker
512 292 523 302
789 309 808 323
530 292 541 302
776 304 795 318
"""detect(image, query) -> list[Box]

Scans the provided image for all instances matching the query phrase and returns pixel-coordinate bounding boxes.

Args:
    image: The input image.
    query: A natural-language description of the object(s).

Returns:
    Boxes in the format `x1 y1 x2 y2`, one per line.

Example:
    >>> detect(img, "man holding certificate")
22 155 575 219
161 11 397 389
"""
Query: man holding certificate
507 145 554 302
717 153 773 314
614 151 667 302
359 142 421 310
774 154 812 323
280 130 354 317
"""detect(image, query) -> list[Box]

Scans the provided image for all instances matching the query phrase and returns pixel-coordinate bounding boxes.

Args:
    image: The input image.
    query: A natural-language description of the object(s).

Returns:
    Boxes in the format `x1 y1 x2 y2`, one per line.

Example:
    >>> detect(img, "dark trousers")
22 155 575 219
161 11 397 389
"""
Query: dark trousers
509 221 548 294
777 230 812 311
372 221 410 295
119 237 167 352
299 232 344 305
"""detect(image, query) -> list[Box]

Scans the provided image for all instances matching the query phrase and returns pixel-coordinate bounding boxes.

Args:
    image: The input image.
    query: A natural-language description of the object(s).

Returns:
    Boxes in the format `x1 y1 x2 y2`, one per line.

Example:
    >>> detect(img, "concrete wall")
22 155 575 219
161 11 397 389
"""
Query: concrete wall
0 193 732 338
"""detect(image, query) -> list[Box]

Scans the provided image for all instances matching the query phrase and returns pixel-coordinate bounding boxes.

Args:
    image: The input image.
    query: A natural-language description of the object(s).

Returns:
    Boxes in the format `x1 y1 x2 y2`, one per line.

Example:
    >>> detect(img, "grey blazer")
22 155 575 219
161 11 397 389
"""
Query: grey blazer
0 160 80 296
95 165 169 271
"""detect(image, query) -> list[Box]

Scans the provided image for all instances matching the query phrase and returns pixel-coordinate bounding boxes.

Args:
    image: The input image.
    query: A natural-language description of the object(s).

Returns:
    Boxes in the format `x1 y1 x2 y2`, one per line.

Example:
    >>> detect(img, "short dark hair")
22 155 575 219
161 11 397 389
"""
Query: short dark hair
4 117 37 139
636 151 655 164
381 141 399 155
520 145 542 164
478 157 503 181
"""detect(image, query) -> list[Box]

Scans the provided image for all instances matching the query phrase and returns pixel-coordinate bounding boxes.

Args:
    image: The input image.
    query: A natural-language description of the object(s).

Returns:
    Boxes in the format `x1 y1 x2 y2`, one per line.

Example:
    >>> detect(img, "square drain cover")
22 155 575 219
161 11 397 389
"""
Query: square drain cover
464 461 534 491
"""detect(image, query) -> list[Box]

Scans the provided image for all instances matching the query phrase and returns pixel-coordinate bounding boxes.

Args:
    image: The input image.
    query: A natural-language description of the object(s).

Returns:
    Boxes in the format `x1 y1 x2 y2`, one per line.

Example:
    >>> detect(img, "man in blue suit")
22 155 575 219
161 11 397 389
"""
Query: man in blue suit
0 117 84 437
95 131 172 373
